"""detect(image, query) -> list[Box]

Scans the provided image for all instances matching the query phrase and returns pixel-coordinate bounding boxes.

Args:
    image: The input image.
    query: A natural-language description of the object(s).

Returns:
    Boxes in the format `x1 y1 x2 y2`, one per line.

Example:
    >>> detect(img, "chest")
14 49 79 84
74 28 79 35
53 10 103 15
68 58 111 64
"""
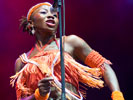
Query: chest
44 40 74 57
29 40 75 59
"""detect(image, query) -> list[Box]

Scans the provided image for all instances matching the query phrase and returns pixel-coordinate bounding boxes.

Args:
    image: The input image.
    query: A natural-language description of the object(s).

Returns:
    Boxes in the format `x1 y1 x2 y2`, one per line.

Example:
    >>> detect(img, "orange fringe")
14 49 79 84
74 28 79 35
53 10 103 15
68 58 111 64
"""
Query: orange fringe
34 88 49 100
111 91 125 100
10 50 104 99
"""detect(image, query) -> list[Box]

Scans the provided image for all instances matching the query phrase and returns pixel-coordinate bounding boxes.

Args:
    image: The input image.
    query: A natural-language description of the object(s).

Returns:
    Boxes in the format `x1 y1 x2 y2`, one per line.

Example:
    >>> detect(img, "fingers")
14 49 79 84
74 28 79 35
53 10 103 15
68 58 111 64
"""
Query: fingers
38 77 54 96
38 77 54 87
39 86 51 96
38 82 51 89
39 77 54 83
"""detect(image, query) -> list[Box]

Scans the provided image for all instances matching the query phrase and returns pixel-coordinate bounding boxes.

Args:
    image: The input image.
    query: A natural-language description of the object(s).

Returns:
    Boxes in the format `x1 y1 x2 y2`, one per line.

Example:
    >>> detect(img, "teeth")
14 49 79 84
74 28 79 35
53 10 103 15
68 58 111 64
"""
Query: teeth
46 20 54 24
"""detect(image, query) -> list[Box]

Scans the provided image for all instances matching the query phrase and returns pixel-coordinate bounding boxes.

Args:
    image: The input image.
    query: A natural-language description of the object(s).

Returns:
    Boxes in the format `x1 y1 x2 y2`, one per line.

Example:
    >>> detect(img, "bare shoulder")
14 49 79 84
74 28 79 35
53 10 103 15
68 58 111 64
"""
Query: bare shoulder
64 35 92 62
15 56 24 73
65 35 85 47
66 34 80 40
65 35 92 49
14 47 37 73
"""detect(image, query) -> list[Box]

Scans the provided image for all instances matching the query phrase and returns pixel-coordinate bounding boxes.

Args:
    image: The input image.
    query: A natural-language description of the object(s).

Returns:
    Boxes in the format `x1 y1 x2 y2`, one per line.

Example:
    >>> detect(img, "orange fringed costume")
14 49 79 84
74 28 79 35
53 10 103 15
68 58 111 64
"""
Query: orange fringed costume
10 49 111 100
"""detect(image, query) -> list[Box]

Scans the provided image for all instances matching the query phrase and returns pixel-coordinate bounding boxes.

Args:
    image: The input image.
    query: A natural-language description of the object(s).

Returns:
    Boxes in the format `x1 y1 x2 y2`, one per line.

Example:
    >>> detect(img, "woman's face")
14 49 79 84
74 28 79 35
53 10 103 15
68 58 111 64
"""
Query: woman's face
31 5 59 34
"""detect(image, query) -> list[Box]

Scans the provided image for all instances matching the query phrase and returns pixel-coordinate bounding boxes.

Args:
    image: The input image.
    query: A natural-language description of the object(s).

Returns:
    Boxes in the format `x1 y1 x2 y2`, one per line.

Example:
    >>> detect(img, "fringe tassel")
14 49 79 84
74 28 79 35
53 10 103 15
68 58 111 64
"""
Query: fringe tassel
10 50 106 99
64 54 104 88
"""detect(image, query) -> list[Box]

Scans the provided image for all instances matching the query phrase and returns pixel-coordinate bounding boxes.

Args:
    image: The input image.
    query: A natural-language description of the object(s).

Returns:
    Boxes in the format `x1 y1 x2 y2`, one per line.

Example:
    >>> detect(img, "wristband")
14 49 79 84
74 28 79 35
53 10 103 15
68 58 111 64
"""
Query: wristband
111 91 125 100
34 88 49 100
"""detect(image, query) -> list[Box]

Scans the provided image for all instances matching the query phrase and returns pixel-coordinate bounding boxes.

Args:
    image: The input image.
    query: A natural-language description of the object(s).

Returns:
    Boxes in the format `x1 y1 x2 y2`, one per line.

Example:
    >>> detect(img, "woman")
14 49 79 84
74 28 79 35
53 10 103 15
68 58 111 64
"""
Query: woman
10 2 124 100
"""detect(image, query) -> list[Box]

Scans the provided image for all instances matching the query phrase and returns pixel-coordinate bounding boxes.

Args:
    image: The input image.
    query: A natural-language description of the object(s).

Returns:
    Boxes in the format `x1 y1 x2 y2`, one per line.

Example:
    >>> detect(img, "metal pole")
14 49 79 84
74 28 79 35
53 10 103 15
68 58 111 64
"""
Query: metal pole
58 0 66 100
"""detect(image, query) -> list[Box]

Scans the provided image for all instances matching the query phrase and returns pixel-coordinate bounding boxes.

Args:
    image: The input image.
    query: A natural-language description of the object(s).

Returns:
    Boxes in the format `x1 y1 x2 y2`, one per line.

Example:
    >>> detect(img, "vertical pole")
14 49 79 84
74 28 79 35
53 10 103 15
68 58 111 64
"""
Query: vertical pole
58 0 66 100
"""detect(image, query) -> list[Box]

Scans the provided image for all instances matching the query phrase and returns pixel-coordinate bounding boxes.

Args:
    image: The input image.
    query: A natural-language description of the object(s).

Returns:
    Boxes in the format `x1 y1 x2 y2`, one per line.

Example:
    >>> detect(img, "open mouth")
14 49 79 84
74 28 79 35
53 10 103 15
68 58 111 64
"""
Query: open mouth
46 20 56 27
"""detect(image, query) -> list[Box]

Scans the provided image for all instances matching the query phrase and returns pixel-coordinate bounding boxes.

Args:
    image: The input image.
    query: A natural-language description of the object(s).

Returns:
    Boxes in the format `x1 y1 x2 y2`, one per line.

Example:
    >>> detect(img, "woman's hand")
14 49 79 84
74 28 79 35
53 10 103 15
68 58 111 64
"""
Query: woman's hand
38 77 54 97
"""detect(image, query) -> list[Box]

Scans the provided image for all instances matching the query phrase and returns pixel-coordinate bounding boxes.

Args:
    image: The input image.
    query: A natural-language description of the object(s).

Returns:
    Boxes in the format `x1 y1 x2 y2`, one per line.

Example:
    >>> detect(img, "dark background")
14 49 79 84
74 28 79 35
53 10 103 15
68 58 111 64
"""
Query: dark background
0 0 132 100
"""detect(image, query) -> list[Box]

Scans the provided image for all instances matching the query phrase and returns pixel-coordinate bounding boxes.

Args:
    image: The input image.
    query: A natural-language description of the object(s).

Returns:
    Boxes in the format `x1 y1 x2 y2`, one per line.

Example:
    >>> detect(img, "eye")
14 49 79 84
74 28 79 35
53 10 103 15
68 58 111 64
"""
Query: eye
53 14 57 17
40 11 46 14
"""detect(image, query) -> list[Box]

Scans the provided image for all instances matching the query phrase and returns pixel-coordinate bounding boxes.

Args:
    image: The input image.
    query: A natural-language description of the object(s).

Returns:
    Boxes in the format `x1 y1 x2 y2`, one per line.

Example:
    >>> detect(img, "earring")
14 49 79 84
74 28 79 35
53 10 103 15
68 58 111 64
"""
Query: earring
27 23 35 35
30 26 35 35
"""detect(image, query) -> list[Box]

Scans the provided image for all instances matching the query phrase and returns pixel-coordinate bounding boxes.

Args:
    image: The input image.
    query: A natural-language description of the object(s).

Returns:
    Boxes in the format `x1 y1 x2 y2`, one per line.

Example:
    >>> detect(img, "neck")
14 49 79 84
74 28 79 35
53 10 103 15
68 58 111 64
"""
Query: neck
35 30 55 48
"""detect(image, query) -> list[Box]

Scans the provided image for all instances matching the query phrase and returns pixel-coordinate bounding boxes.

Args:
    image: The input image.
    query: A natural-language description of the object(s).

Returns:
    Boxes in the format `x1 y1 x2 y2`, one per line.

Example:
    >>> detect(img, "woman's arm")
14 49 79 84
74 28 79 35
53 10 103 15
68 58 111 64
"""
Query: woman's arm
103 63 120 91
67 35 124 99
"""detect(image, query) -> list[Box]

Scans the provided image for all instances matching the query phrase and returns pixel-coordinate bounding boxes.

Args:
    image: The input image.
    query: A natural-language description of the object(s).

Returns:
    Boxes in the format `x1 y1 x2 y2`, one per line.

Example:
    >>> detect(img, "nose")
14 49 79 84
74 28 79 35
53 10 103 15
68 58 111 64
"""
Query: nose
47 16 54 19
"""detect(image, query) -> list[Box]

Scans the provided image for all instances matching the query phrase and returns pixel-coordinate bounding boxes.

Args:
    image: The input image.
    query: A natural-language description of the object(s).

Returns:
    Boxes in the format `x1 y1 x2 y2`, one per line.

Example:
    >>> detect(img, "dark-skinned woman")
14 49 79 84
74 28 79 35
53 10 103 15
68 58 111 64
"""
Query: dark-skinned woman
10 2 125 100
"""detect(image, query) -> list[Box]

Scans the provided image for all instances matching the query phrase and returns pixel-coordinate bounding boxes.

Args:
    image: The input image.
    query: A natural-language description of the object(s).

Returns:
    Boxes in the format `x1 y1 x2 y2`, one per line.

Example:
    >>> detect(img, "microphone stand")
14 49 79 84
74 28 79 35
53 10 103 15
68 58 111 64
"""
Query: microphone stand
58 0 66 100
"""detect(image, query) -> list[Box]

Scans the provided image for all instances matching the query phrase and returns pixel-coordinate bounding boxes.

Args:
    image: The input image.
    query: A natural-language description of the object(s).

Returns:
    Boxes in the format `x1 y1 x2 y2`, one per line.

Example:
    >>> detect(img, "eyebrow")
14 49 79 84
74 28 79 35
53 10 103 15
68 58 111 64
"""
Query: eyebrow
40 8 48 12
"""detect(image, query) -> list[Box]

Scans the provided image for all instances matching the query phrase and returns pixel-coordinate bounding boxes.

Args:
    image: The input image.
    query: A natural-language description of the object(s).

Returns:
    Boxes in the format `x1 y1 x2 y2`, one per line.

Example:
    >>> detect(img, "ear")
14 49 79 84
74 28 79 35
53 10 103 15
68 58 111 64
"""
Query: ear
27 20 34 26
26 20 35 35
26 20 34 30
